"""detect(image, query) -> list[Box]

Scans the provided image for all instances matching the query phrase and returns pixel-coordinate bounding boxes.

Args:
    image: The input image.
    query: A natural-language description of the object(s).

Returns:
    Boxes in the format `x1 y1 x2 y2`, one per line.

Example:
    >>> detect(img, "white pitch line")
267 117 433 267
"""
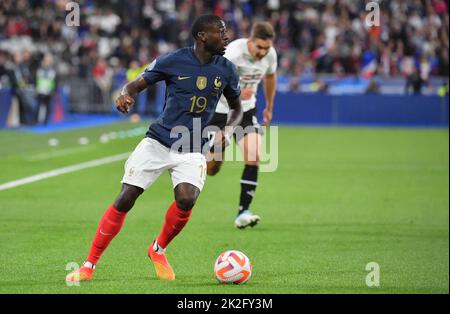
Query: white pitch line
0 152 130 192
25 146 96 161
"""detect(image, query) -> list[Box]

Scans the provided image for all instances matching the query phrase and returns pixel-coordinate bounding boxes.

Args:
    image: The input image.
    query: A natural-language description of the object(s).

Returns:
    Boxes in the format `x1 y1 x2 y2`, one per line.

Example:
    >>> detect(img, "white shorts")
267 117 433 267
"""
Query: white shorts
121 138 207 191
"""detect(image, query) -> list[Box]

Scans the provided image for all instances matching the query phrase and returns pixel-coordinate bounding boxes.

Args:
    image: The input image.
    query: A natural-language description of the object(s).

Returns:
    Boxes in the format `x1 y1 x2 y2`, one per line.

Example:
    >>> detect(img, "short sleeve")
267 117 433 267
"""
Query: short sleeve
223 63 241 100
223 42 240 64
141 56 169 85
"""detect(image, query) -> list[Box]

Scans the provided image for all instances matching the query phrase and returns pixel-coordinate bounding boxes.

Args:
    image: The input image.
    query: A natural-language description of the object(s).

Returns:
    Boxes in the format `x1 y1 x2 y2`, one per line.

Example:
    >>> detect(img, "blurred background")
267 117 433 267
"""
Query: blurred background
0 0 448 128
0 1 448 294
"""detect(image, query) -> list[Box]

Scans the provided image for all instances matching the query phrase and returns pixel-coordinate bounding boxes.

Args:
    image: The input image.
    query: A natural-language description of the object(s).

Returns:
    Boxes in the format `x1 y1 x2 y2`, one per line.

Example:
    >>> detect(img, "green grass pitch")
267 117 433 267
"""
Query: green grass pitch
0 121 448 293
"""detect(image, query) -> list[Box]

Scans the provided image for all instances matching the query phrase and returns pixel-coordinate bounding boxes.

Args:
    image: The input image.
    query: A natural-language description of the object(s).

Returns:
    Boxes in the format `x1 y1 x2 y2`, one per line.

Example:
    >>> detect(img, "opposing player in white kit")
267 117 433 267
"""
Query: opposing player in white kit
207 22 277 229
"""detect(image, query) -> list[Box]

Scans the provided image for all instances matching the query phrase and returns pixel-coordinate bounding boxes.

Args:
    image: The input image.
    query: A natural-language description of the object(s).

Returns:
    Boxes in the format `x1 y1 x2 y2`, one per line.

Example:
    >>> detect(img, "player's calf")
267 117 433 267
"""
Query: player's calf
239 132 261 165
149 184 200 281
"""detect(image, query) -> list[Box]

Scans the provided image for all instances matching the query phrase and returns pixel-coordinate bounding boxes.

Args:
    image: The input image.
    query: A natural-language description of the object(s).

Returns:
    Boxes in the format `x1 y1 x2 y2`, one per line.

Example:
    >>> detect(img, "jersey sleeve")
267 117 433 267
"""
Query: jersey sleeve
141 55 170 85
266 48 278 75
223 62 241 100
223 41 240 63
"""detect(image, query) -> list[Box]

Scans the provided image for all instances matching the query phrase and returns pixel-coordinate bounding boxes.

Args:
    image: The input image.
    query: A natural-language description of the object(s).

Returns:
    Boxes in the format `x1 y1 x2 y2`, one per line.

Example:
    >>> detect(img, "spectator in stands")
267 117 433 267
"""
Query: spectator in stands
366 79 381 94
92 57 113 106
126 60 145 120
405 67 425 95
35 53 57 124
12 51 36 125
0 50 35 125
437 79 449 97
0 0 448 97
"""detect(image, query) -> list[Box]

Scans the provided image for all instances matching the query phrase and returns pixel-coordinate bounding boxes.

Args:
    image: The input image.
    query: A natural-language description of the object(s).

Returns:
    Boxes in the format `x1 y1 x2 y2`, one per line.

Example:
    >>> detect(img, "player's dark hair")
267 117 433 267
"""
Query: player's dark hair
251 22 275 40
191 14 223 39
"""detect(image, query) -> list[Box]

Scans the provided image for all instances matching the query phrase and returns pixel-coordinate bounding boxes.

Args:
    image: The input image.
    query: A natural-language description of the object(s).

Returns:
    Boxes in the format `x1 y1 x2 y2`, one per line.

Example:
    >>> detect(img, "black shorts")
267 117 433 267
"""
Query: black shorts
208 107 261 145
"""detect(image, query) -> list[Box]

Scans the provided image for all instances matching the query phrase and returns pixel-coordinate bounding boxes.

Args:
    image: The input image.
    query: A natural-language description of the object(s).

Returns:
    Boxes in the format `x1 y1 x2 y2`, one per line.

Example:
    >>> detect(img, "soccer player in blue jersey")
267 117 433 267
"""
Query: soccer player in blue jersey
66 15 242 282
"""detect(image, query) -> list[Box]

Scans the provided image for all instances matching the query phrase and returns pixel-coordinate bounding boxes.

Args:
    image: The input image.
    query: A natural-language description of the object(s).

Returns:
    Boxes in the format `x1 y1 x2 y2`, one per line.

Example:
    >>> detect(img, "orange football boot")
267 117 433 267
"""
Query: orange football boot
148 241 175 281
65 266 94 282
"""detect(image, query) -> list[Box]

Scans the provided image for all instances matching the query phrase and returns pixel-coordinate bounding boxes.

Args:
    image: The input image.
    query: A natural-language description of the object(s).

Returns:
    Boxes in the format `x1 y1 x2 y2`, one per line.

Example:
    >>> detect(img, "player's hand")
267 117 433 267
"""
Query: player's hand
263 108 273 127
240 86 254 101
115 94 134 114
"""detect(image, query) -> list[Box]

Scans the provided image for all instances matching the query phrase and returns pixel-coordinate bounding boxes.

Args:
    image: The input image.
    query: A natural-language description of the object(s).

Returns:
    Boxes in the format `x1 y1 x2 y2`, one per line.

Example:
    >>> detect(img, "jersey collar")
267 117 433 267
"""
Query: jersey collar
189 47 217 65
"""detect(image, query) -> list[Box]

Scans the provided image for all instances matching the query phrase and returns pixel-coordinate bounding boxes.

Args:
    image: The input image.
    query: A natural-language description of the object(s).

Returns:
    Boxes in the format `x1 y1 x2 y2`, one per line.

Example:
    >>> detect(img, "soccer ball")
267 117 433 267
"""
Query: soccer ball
214 250 252 284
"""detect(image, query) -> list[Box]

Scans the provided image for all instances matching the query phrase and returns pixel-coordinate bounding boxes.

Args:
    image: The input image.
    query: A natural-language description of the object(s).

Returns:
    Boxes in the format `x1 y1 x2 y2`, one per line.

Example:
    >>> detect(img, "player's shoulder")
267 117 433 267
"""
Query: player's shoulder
173 47 194 57
157 47 192 63
224 38 248 57
265 46 278 64
268 46 277 58
214 54 237 72
228 38 248 50
145 48 192 72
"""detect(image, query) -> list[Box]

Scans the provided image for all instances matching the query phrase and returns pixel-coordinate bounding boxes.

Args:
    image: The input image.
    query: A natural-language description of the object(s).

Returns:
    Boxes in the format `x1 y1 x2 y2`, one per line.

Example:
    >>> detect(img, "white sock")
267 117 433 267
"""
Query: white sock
153 240 165 254
83 261 95 269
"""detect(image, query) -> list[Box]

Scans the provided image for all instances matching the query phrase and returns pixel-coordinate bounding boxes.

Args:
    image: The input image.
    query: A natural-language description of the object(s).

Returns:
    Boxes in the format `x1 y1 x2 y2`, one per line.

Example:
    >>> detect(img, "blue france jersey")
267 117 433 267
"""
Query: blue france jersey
142 47 241 153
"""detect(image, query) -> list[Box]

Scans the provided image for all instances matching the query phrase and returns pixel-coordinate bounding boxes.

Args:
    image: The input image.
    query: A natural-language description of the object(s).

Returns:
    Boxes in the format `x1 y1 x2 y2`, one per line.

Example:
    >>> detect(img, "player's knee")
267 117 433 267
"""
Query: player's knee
207 168 218 176
114 184 144 212
175 195 196 211
207 161 222 176
174 183 199 210
245 153 259 165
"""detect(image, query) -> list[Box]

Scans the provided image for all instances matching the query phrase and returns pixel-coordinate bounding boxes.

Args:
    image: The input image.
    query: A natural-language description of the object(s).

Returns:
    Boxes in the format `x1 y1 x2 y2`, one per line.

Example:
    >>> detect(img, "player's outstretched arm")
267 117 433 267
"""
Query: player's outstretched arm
115 76 149 114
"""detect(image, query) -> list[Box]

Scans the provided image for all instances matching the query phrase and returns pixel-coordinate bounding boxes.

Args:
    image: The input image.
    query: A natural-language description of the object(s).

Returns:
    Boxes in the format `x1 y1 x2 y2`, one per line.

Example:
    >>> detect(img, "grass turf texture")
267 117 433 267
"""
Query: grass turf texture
0 122 448 293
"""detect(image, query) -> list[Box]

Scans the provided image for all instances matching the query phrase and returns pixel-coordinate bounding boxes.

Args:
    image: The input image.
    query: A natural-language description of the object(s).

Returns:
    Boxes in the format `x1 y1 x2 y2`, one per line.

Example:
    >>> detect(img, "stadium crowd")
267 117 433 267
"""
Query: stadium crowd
0 0 449 124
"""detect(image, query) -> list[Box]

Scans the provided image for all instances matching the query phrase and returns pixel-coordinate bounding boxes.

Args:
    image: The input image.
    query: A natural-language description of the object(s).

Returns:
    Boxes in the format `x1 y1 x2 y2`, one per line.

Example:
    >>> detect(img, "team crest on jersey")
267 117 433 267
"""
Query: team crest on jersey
196 76 207 90
214 77 222 88
211 76 222 97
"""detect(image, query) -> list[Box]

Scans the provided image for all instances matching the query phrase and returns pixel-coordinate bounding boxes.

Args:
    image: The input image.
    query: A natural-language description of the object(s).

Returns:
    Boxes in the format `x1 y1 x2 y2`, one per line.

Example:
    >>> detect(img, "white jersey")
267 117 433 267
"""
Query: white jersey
216 38 277 114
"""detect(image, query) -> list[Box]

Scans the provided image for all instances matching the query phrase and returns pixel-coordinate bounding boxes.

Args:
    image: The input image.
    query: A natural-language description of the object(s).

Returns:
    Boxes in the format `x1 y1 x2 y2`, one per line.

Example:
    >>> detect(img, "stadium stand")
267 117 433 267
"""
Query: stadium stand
0 0 449 127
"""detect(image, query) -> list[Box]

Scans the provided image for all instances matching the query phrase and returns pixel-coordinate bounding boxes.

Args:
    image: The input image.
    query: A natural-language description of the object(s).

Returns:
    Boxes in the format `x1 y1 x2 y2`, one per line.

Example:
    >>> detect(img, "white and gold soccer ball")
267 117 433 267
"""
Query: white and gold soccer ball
214 250 252 284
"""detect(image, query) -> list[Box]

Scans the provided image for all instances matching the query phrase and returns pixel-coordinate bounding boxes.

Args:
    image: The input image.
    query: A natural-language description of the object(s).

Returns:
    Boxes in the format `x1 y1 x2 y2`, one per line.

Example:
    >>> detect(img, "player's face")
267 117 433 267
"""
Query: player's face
248 38 272 60
205 21 229 56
